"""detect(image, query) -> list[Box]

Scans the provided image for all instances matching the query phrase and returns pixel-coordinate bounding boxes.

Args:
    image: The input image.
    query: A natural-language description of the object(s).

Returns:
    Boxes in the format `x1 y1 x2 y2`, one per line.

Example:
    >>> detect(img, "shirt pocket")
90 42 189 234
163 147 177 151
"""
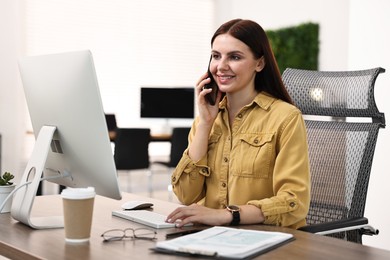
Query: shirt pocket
233 133 274 178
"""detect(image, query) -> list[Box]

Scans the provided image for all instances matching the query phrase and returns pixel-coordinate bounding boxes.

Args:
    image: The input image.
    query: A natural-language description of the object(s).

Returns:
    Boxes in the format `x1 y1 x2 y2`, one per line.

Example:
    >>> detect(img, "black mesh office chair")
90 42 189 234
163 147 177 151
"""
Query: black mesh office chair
153 127 190 200
155 127 191 167
105 114 117 131
105 114 117 142
282 67 386 243
114 128 152 195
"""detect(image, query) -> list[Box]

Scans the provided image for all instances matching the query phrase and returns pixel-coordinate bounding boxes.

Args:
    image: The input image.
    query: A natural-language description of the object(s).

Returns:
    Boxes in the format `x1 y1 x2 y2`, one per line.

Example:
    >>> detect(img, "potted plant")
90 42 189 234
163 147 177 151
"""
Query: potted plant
0 172 16 213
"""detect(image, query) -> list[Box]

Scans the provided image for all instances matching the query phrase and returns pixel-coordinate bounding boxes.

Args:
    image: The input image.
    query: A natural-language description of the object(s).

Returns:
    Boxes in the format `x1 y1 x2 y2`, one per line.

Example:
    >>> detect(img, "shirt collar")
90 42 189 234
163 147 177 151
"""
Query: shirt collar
253 92 276 110
219 91 276 111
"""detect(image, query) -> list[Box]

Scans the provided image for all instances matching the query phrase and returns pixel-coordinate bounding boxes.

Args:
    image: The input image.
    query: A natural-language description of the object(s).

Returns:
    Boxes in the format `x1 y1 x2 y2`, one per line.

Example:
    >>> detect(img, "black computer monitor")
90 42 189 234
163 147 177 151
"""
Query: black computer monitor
15 50 122 229
140 87 194 119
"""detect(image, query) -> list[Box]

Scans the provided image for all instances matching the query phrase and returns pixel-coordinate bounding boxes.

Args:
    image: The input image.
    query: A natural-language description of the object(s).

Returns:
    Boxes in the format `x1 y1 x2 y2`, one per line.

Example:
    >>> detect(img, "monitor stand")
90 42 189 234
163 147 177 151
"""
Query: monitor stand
160 119 172 135
11 125 64 229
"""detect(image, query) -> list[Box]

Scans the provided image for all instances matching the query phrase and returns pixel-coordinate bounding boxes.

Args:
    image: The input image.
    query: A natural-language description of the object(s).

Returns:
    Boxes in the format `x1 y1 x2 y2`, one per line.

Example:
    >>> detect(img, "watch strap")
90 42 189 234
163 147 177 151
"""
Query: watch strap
226 205 240 226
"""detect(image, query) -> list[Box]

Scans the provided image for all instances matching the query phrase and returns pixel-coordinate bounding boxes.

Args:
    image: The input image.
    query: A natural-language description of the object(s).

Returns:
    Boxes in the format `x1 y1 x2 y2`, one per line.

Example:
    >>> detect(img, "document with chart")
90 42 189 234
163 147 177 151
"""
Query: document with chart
153 226 294 259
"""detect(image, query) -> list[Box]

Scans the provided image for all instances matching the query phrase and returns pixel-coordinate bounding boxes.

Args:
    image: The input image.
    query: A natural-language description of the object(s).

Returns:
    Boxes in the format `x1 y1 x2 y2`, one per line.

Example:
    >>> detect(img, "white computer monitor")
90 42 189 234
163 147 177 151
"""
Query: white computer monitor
14 50 122 229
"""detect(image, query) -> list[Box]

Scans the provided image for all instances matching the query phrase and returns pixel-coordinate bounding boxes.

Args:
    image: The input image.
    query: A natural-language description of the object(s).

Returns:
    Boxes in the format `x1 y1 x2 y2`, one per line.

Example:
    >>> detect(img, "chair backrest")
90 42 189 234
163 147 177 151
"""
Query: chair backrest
168 127 191 167
114 128 150 170
282 67 385 240
105 114 117 131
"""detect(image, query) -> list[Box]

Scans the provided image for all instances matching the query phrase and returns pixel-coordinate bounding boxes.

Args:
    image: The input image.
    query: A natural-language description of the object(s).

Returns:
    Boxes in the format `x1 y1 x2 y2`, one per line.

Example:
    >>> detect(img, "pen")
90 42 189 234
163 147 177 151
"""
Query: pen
165 229 203 238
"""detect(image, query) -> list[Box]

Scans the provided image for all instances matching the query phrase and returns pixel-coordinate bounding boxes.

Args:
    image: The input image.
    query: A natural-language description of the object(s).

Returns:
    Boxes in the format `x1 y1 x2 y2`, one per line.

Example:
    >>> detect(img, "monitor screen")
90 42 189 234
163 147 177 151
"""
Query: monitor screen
15 50 122 228
140 87 194 119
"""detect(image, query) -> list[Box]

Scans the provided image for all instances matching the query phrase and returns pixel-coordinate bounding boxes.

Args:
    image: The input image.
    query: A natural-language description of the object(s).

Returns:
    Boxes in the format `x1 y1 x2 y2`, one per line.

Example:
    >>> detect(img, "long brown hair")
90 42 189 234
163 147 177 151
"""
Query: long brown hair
211 19 293 104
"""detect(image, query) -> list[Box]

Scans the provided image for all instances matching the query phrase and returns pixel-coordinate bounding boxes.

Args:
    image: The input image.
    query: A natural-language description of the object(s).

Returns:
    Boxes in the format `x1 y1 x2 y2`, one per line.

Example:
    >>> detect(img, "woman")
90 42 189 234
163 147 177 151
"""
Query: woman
166 19 310 229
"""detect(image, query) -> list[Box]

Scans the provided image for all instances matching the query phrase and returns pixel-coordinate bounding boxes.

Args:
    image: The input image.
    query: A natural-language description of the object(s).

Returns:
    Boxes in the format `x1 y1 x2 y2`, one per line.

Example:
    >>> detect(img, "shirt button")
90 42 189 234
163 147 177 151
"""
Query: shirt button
237 114 243 118
289 202 296 208
254 139 259 144
224 157 228 163
172 177 176 182
201 168 207 173
222 183 226 188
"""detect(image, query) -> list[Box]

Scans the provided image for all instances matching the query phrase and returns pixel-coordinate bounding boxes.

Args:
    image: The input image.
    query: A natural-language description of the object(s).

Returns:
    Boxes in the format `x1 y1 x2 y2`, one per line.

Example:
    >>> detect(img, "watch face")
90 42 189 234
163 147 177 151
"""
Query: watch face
227 205 240 212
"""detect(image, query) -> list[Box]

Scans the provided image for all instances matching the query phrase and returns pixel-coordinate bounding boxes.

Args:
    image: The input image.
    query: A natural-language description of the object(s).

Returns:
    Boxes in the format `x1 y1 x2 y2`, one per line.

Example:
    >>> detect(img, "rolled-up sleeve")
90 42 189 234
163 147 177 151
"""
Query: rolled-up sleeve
171 122 211 205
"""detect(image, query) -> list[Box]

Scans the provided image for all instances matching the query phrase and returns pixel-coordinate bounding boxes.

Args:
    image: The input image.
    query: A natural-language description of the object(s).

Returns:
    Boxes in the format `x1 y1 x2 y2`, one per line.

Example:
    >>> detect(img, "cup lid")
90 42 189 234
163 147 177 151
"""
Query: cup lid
61 187 96 199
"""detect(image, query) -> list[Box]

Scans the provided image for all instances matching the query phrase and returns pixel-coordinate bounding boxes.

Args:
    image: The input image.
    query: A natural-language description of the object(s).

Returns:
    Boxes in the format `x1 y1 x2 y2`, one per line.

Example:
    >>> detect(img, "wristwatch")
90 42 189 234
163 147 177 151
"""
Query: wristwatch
226 205 241 226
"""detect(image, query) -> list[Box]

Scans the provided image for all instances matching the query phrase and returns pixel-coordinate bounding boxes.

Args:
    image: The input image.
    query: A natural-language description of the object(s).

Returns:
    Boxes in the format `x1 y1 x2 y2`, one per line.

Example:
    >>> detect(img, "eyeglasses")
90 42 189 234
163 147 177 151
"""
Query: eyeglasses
101 228 157 242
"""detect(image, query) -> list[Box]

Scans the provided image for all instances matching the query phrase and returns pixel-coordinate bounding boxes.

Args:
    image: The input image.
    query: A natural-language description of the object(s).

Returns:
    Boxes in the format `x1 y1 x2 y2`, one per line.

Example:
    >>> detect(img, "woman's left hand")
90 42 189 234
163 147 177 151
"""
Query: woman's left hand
166 204 232 227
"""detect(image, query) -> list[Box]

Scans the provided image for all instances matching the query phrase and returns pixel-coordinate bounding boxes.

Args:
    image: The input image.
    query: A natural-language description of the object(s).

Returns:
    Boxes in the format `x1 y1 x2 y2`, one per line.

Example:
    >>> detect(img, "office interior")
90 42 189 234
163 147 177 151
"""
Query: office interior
1 0 389 252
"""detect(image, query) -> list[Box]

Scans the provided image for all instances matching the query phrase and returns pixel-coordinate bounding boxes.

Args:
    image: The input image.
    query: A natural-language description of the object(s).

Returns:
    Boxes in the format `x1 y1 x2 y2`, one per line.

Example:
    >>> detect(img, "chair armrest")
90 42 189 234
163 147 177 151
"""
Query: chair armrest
298 217 378 236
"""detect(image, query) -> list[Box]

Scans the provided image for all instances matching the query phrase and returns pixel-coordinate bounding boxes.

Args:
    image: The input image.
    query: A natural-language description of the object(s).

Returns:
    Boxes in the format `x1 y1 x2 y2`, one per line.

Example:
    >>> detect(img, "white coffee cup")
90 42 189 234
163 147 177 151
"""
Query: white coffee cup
61 187 96 243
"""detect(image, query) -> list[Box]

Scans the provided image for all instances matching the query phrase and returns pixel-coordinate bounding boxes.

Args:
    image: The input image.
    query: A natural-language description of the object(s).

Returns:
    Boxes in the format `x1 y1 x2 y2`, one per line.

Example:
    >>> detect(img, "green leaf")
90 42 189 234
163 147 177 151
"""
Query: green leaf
0 171 15 186
266 22 319 74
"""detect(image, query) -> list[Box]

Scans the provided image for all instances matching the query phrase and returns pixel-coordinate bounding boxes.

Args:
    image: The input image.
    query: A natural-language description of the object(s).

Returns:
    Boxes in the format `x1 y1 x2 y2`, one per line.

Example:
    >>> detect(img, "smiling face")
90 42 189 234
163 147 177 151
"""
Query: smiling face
210 34 264 95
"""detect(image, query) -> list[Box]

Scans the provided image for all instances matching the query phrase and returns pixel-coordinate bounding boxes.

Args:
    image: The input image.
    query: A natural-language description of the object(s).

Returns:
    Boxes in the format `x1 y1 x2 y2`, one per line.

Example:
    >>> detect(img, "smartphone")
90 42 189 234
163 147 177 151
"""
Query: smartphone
204 70 219 106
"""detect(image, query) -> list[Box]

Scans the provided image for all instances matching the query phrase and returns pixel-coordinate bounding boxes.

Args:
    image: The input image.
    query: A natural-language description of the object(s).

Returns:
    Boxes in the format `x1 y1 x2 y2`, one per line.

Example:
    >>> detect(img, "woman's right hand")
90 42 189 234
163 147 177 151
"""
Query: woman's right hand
195 72 222 126
187 72 223 162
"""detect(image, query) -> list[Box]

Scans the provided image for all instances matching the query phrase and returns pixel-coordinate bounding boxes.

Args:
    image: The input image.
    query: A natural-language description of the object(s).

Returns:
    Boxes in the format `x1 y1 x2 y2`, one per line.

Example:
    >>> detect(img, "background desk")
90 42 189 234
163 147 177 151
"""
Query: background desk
109 131 171 142
1 193 390 260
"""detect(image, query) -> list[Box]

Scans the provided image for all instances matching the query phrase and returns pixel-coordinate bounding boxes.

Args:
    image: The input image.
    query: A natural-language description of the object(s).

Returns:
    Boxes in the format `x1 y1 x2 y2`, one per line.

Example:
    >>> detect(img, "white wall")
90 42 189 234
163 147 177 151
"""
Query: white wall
0 0 389 251
348 0 390 250
0 0 26 176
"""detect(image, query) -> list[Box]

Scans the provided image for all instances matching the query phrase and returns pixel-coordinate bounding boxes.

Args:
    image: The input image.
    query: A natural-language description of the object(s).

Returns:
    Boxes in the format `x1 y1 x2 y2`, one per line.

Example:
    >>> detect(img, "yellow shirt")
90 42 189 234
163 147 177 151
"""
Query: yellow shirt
171 92 310 229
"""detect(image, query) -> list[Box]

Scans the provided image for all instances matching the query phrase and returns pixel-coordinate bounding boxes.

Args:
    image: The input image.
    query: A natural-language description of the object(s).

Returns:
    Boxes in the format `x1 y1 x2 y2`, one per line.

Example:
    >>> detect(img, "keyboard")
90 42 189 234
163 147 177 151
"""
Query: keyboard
112 210 177 229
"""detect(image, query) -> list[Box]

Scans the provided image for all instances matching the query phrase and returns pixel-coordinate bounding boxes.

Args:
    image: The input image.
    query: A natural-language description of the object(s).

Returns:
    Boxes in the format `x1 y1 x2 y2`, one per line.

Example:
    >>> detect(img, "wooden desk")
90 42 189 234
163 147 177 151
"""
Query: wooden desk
1 193 390 260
